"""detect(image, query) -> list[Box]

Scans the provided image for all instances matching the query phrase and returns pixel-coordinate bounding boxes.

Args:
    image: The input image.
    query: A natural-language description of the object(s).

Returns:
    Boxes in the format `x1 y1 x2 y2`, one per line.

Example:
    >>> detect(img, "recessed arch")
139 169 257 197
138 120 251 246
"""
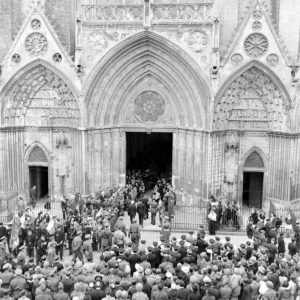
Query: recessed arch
213 60 291 132
0 59 81 127
241 147 267 172
84 31 211 129
24 141 50 165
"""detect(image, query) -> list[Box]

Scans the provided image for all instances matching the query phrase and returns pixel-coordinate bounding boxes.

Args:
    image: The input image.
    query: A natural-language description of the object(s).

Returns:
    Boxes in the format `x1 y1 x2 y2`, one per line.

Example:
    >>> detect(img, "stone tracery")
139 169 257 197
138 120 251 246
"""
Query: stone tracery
3 66 80 127
213 67 290 131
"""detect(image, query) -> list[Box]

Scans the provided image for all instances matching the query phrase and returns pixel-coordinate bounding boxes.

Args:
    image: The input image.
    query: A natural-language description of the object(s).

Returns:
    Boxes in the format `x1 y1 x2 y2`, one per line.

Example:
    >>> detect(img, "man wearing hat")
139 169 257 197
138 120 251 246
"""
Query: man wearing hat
25 228 35 258
128 219 141 248
128 201 137 224
0 263 13 289
54 224 65 260
288 238 298 256
149 198 158 225
53 282 69 300
36 234 48 266
9 268 26 299
72 230 84 262
113 226 127 251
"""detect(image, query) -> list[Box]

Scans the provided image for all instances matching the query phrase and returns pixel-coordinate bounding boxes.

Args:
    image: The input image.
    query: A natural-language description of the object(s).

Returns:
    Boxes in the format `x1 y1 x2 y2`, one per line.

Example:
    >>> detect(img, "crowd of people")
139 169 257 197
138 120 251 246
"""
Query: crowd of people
0 171 300 299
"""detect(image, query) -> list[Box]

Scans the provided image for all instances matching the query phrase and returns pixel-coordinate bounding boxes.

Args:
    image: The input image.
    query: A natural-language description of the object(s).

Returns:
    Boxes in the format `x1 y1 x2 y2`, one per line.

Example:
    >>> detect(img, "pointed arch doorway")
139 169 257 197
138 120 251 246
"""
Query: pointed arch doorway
242 151 265 209
27 145 49 201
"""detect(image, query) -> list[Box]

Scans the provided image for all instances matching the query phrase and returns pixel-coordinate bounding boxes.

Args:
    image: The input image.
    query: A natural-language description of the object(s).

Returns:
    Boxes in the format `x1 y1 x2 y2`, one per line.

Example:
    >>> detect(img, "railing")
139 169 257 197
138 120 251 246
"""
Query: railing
170 201 250 231
80 1 214 24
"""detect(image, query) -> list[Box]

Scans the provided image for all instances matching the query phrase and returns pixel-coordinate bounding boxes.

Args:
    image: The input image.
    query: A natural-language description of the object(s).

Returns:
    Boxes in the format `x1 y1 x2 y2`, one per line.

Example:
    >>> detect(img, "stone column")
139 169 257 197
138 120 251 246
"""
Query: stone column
224 132 240 202
119 130 126 186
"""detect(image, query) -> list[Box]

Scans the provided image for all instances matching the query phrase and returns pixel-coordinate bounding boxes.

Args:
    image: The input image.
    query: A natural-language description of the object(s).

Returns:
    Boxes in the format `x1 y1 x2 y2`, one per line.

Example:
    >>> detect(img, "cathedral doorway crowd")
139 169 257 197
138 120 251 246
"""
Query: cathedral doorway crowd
126 132 173 188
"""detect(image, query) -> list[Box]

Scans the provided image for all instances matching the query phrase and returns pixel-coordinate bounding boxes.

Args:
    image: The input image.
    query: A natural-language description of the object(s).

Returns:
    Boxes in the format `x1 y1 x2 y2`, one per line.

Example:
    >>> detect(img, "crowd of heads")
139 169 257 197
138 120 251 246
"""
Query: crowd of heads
0 171 300 299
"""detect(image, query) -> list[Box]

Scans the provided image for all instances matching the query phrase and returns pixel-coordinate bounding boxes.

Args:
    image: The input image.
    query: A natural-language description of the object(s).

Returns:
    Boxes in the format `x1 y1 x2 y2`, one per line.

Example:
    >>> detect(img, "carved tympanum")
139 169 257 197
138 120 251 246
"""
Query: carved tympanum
3 66 80 126
213 67 289 131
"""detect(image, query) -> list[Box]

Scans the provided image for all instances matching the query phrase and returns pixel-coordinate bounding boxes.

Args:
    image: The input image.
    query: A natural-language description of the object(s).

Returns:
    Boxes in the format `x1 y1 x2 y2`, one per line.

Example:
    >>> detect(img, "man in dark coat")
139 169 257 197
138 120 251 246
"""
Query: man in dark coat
25 228 35 258
136 200 145 227
288 238 298 256
128 247 141 275
277 232 285 255
54 225 65 260
0 223 7 240
127 201 137 224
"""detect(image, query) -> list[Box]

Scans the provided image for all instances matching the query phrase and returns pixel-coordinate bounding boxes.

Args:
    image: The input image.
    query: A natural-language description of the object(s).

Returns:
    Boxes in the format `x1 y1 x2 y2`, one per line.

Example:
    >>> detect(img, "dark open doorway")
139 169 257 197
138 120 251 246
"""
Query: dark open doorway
29 166 49 200
126 132 172 186
242 172 264 208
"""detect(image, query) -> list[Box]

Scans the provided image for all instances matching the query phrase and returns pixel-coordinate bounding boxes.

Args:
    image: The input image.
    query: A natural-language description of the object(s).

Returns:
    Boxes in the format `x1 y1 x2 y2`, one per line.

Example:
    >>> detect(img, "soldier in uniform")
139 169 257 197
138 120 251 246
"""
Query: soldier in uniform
128 219 140 248
54 224 65 260
149 199 158 225
25 228 35 258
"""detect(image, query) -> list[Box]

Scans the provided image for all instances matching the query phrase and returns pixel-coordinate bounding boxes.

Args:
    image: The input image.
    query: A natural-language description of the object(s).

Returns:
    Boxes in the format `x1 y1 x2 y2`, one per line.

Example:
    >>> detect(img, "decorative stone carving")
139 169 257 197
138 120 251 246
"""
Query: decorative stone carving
152 4 213 23
213 67 289 131
52 53 62 63
3 66 80 127
28 146 48 163
22 0 45 16
225 132 239 151
244 33 268 58
244 151 264 169
11 54 21 64
56 132 69 149
266 53 279 67
82 5 143 21
25 33 48 56
134 91 165 122
182 30 209 53
84 29 130 65
31 19 41 30
252 21 262 31
231 53 243 66
252 8 262 20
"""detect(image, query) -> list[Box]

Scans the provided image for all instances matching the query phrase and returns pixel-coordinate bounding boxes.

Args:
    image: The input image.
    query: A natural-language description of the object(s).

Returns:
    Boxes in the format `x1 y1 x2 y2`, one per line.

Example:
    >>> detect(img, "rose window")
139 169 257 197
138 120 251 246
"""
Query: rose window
25 33 48 56
134 91 165 122
244 33 268 58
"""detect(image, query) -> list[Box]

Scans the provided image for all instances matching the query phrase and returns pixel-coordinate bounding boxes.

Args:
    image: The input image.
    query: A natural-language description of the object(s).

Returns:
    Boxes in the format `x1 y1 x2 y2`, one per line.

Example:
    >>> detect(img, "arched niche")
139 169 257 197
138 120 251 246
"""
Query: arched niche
240 147 267 209
25 142 52 201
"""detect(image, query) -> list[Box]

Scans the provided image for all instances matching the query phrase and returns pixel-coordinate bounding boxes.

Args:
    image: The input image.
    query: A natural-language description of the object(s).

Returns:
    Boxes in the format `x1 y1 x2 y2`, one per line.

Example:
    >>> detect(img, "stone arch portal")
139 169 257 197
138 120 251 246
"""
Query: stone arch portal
84 31 210 199
85 31 211 129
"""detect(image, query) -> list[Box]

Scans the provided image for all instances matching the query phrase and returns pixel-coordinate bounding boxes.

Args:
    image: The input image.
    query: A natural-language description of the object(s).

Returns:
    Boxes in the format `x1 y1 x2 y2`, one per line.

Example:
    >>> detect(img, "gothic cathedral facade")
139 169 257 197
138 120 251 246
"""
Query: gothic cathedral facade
0 0 300 213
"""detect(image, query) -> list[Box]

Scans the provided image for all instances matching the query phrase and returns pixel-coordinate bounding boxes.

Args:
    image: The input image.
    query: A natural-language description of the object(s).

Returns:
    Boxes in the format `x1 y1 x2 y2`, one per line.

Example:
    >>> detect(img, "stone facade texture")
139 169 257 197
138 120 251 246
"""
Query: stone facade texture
1 0 300 212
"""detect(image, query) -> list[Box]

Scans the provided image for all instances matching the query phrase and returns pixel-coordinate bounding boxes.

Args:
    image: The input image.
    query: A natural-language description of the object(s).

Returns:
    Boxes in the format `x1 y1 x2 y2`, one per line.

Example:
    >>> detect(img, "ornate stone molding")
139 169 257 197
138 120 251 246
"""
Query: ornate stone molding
224 132 239 152
3 66 81 127
81 4 143 22
213 67 290 132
